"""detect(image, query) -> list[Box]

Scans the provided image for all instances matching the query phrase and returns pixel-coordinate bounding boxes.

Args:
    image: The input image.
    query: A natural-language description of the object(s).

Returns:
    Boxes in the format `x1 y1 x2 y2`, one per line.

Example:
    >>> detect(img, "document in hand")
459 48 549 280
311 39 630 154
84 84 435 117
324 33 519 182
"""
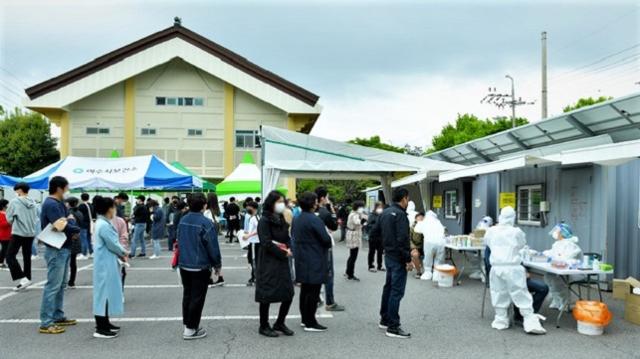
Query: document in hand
237 230 251 249
37 224 67 249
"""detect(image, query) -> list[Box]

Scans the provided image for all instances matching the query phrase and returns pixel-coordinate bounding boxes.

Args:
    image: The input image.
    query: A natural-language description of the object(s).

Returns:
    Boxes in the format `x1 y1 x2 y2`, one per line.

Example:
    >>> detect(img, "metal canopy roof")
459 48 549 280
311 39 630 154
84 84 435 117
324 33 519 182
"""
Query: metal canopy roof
426 92 640 165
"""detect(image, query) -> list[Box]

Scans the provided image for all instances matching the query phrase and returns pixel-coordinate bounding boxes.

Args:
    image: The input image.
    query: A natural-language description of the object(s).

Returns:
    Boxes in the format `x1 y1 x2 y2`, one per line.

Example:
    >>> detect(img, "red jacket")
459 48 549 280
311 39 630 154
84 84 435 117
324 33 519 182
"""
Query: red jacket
0 212 11 241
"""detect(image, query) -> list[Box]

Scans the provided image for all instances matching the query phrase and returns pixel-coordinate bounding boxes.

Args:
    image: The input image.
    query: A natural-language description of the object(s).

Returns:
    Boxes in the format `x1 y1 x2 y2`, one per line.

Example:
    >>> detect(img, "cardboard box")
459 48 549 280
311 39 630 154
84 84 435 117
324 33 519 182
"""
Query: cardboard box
613 279 632 300
614 277 640 325
625 292 640 325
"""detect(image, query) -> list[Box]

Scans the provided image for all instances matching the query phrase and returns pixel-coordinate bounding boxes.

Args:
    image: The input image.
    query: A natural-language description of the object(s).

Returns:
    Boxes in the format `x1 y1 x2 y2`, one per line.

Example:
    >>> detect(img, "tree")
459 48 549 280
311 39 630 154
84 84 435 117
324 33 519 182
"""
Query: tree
0 108 60 177
427 113 528 153
348 135 405 153
563 96 612 113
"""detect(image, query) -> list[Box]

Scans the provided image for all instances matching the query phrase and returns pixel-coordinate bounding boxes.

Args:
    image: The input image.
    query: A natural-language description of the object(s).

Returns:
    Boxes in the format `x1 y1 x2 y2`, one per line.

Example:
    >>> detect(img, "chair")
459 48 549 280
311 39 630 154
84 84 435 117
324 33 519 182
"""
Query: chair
569 252 603 302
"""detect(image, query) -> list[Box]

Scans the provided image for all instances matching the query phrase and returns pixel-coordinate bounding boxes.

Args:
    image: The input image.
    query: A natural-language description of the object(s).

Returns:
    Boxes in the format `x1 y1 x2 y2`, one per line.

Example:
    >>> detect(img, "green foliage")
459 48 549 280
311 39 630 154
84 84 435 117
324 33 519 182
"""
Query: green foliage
428 113 528 152
0 108 60 177
348 136 405 153
562 96 612 113
296 178 378 203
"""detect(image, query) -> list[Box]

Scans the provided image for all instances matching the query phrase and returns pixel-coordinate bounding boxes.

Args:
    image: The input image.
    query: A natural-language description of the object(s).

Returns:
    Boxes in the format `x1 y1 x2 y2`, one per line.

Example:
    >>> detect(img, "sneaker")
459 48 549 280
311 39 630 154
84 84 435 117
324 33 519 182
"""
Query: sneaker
368 267 377 273
346 276 360 282
273 323 294 336
108 323 121 333
93 329 118 339
13 278 32 292
212 277 225 287
89 253 94 258
136 254 146 258
469 271 483 280
54 318 77 326
246 278 255 287
386 327 411 339
31 255 40 260
149 255 158 259
183 327 207 340
378 321 389 329
303 323 327 332
77 254 88 260
300 323 306 328
377 267 386 272
0 263 7 269
325 303 345 312
67 284 76 289
39 325 65 334
259 326 279 337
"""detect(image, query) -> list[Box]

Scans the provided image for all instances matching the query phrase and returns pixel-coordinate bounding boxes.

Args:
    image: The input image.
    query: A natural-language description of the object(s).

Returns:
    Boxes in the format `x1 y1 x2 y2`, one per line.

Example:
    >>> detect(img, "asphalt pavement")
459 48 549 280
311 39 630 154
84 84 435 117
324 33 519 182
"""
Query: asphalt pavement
0 235 638 359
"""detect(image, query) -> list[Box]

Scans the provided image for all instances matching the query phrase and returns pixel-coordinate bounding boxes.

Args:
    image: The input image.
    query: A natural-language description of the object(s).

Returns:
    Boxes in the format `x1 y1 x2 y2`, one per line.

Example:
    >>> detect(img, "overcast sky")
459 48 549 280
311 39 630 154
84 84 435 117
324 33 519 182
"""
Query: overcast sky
1 0 638 149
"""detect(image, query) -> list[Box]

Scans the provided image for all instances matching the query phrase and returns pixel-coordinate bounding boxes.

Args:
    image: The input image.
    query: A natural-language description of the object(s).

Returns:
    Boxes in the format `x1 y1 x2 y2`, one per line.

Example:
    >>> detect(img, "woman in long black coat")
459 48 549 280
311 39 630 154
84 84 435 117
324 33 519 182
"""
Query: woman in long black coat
255 190 294 338
291 192 333 332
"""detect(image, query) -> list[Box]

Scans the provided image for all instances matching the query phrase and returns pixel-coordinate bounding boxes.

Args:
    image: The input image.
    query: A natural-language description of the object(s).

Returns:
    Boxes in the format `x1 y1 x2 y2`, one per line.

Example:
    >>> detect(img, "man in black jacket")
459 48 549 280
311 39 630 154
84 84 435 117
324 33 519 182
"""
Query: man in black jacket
370 188 412 339
130 196 150 257
77 193 95 258
314 187 345 312
225 197 240 243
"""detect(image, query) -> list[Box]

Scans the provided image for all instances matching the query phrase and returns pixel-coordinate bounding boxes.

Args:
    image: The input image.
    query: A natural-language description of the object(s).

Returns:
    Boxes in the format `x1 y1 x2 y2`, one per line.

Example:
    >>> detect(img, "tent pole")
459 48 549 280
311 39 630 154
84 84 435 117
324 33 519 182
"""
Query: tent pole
259 125 265 199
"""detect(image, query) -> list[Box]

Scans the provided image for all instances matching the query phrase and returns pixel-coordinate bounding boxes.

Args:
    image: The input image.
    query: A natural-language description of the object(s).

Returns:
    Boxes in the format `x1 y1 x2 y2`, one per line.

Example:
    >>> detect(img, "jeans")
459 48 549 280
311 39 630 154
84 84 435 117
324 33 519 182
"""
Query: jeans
299 283 322 327
40 246 71 328
180 268 211 330
130 223 146 256
324 249 335 305
6 235 33 281
514 278 550 321
379 256 407 329
80 229 93 256
152 239 161 257
346 247 359 278
32 240 38 256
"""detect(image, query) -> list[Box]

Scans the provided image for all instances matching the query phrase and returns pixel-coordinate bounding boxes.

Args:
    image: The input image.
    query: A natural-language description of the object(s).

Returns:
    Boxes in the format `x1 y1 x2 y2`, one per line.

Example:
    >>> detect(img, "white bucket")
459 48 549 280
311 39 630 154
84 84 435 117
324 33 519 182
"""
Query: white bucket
577 321 604 336
437 273 454 287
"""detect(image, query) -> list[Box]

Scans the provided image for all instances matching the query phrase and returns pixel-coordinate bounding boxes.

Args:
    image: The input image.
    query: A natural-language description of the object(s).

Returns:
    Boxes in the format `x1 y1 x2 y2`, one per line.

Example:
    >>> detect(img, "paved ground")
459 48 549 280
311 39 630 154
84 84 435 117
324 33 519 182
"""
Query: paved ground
0 236 638 359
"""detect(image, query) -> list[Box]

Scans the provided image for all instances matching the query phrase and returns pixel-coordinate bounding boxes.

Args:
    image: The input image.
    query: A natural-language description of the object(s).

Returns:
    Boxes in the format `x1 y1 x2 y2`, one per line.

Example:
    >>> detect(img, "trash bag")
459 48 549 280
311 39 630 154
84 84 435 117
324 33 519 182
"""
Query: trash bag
573 301 612 326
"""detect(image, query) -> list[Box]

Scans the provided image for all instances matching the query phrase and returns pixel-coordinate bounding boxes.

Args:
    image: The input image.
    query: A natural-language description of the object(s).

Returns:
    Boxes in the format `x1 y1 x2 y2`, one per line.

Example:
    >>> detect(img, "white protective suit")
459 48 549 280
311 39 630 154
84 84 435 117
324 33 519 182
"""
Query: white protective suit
543 236 583 309
415 211 445 281
406 201 418 227
485 207 546 334
469 216 495 281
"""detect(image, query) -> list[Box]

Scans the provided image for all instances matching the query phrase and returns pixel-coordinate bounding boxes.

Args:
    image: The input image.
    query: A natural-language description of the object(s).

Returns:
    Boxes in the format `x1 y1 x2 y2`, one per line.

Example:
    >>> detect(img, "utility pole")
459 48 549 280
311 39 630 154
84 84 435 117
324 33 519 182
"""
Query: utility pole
506 75 516 127
541 31 548 119
481 75 535 128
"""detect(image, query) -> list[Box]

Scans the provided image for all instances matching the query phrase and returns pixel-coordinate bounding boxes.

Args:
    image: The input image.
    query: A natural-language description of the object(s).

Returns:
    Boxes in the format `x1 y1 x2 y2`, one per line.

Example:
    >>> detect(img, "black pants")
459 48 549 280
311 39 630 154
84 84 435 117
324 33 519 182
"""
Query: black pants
68 252 78 286
299 283 322 326
368 239 384 269
121 266 127 289
0 241 9 264
259 300 292 329
95 301 111 331
6 235 33 281
180 268 211 330
346 247 359 278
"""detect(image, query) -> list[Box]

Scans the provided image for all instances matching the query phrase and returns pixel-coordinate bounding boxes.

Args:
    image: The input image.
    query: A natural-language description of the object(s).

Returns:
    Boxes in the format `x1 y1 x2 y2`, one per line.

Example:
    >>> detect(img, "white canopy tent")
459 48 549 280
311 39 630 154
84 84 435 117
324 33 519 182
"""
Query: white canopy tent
259 125 462 200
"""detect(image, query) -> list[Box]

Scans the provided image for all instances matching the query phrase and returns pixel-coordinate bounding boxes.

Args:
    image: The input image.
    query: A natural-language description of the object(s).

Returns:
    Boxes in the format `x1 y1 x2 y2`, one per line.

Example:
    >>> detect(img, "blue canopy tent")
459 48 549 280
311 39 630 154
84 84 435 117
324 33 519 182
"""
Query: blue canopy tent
0 155 202 191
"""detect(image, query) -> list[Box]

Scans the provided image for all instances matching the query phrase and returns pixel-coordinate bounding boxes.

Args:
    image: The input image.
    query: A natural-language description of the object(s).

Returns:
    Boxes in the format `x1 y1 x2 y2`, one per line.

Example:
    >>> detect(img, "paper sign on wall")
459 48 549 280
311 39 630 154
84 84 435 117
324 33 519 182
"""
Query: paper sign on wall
432 195 442 208
499 192 516 209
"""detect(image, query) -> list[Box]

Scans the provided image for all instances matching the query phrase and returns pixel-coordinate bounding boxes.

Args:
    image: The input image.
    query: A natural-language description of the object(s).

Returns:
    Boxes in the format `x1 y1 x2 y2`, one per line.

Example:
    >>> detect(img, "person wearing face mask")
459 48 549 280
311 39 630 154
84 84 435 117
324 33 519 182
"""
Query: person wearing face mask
370 188 413 339
367 202 385 272
243 201 260 286
129 195 149 258
5 182 39 291
255 190 295 337
543 223 582 310
39 176 81 334
344 201 367 281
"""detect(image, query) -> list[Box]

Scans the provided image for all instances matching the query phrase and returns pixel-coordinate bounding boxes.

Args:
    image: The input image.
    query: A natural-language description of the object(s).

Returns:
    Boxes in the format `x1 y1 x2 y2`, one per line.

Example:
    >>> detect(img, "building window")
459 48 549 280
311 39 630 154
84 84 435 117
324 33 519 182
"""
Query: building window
517 184 543 226
444 190 458 219
86 127 110 135
184 97 194 106
156 96 204 106
141 128 157 136
235 130 260 148
167 97 177 106
187 129 203 136
194 98 204 106
155 97 166 105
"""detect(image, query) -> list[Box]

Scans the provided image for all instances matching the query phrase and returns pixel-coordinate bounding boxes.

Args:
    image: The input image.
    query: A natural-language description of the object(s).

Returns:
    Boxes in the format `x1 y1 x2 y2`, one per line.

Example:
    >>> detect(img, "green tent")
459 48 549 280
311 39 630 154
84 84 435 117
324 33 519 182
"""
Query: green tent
170 161 216 191
216 153 287 196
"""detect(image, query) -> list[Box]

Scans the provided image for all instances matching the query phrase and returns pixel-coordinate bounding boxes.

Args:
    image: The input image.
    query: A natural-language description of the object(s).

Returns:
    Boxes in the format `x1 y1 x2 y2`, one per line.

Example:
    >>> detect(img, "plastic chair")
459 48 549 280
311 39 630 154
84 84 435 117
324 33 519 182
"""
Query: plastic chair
569 252 603 302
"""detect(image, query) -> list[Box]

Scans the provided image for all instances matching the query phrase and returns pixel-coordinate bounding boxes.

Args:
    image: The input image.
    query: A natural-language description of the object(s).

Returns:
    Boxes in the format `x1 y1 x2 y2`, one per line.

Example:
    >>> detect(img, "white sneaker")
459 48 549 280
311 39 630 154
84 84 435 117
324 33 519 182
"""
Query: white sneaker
77 254 88 260
149 255 158 259
13 278 32 292
31 255 39 260
420 271 433 281
89 253 94 258
469 271 483 280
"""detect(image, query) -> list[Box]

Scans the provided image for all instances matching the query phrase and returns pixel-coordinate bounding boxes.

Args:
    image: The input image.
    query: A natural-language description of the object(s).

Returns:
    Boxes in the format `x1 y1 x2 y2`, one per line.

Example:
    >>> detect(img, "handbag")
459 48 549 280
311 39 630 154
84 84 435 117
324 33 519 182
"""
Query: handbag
171 242 179 268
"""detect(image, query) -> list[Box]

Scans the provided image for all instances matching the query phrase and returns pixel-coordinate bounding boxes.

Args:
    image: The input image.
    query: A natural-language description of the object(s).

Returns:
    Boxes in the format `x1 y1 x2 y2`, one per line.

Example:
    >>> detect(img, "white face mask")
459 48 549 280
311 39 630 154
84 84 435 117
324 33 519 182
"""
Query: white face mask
375 208 383 214
62 191 70 200
357 208 364 214
274 202 286 214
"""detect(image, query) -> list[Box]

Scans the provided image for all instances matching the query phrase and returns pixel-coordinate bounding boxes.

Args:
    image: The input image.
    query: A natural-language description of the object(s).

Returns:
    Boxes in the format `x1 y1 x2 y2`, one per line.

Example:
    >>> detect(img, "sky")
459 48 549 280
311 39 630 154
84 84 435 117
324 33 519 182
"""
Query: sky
0 0 638 149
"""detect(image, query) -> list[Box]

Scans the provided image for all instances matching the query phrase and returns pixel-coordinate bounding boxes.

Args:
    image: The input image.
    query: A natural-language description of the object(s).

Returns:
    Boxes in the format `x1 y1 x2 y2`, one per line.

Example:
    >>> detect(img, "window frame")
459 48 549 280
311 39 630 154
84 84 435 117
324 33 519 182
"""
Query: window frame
235 129 259 149
155 97 166 106
443 189 458 219
86 127 110 135
141 128 157 136
516 184 544 226
187 128 203 137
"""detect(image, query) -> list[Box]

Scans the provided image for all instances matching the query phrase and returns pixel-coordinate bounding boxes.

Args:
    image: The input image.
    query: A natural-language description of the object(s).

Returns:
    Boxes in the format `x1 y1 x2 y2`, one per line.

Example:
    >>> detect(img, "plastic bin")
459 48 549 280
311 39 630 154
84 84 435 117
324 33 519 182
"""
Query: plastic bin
577 321 604 336
434 264 457 288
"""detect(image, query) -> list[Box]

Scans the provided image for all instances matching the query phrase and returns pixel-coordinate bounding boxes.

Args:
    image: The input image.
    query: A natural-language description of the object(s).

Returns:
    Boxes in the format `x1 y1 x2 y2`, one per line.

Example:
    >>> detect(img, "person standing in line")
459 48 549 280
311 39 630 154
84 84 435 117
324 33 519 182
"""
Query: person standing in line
162 197 171 238
292 192 333 332
242 197 254 230
65 197 84 289
314 186 345 312
39 176 81 334
149 200 165 259
92 196 128 338
178 193 221 340
243 201 260 286
255 190 294 338
166 196 179 251
337 199 351 243
111 205 129 300
77 193 95 259
370 188 412 339
204 193 225 287
5 182 39 291
344 200 367 281
367 202 385 272
0 199 12 268
114 193 129 221
225 197 240 243
129 196 149 258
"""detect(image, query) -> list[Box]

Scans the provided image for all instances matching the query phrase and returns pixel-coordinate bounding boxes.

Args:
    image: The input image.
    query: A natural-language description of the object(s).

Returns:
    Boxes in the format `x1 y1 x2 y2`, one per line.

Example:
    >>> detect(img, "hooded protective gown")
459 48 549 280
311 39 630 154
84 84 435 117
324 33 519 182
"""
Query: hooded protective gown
543 234 583 308
406 201 418 227
485 206 545 334
415 211 445 280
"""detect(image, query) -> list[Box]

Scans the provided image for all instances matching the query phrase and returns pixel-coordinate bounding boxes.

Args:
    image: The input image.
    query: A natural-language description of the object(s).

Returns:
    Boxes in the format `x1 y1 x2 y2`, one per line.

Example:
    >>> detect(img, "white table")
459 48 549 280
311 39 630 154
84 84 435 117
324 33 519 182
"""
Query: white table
444 244 486 285
522 260 613 327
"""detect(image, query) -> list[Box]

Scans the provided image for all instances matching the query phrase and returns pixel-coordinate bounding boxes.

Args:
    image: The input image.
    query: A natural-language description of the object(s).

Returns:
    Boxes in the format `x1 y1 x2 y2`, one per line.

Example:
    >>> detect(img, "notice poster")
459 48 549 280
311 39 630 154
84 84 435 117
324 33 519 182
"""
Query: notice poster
432 195 442 208
499 192 516 209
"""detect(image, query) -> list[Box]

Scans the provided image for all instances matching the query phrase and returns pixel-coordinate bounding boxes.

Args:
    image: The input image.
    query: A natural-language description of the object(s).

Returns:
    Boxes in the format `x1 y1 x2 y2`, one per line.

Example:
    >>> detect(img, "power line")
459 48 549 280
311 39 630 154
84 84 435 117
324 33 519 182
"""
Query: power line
549 42 640 80
0 66 28 88
0 79 27 100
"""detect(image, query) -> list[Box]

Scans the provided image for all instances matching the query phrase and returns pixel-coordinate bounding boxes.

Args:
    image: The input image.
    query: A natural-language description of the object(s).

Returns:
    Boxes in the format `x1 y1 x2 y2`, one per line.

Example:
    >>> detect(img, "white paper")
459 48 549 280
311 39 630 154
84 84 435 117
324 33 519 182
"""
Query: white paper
37 224 67 249
236 230 251 249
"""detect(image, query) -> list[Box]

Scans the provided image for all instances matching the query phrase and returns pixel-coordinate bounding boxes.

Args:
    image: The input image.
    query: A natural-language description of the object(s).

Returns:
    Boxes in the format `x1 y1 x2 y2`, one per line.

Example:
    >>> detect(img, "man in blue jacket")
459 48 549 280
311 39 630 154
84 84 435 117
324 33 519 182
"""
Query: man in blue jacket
370 188 412 339
177 192 221 340
39 176 81 334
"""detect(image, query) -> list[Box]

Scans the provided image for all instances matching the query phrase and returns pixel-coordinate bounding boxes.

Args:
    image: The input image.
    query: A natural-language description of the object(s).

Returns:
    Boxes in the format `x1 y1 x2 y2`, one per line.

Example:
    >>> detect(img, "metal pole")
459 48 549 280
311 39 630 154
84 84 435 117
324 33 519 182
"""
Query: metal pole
541 31 548 119
505 75 516 127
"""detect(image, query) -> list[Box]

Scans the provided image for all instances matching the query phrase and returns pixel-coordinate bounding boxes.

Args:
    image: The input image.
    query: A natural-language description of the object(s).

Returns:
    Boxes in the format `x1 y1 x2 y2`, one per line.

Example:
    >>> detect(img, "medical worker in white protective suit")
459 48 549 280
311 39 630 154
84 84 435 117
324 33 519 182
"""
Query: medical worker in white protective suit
468 216 494 281
543 223 582 310
485 206 546 334
406 201 418 227
416 211 446 281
